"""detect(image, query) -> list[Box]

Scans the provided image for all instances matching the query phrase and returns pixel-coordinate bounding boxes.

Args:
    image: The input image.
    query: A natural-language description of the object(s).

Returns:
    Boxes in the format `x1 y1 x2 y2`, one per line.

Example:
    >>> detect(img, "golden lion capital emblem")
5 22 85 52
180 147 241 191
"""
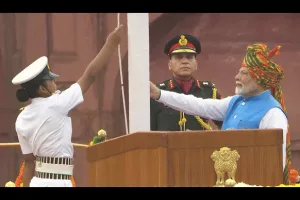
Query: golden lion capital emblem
211 147 240 186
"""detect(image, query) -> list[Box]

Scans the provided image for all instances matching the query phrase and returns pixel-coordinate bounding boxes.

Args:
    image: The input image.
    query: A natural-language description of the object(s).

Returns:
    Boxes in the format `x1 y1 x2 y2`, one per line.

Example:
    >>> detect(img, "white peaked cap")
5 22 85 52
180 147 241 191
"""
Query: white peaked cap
12 56 59 85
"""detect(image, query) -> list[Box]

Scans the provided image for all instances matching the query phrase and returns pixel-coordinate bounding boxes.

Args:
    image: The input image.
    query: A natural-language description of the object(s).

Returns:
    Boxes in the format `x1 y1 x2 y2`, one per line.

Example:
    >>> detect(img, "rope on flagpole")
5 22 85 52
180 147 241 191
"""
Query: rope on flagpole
117 13 129 135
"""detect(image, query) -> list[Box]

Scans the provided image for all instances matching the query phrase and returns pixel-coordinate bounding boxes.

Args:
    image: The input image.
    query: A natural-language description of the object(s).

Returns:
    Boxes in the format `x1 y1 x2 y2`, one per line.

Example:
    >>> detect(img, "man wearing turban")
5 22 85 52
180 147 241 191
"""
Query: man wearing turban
149 43 292 184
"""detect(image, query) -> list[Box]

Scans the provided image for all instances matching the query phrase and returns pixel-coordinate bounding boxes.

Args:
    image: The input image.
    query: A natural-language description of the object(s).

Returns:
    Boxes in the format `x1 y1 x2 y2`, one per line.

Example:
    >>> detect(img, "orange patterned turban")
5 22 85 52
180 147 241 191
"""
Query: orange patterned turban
241 43 286 111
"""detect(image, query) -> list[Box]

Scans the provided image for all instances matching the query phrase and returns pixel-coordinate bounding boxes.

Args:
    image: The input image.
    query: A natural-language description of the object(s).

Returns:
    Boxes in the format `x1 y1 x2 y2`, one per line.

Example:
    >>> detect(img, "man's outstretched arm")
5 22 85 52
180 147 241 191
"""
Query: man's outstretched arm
150 81 232 121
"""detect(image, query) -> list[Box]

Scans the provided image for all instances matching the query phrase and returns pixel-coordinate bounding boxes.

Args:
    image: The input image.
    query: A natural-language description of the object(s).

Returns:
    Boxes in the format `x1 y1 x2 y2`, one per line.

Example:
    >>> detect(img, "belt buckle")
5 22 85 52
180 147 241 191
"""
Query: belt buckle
38 159 42 167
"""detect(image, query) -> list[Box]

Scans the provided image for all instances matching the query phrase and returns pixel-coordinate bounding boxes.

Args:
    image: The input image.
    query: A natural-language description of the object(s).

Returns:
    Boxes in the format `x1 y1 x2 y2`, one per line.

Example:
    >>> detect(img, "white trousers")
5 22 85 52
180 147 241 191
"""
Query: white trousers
30 177 73 187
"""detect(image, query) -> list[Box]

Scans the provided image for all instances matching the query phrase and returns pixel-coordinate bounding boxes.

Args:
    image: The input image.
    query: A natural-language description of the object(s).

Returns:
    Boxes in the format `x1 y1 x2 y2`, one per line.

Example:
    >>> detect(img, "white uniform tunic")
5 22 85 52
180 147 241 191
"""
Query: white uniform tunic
15 83 84 187
157 90 288 169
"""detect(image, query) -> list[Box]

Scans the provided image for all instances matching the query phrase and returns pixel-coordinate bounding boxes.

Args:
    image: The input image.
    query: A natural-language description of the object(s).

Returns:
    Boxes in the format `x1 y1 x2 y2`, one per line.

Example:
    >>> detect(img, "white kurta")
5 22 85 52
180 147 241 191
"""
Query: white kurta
157 90 288 169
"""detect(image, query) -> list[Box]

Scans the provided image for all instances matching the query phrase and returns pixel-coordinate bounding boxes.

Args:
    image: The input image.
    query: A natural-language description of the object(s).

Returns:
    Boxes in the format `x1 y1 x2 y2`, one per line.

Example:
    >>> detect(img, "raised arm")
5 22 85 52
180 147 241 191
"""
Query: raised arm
77 25 124 95
150 81 232 121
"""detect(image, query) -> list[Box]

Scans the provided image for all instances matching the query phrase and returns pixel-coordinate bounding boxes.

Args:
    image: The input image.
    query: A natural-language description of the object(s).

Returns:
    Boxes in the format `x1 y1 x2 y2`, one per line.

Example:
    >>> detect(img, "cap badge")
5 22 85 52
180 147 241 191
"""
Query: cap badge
179 35 188 46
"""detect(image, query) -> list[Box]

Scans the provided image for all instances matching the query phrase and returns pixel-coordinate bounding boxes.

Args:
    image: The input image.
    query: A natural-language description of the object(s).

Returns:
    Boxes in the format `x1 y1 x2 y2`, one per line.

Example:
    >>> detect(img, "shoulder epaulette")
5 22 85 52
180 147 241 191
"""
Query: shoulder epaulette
199 81 219 99
156 79 171 89
200 81 216 88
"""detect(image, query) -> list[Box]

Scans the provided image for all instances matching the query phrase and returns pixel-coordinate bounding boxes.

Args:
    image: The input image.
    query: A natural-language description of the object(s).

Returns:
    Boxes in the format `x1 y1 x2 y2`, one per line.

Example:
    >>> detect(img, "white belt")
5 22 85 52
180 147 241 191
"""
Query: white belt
35 162 74 176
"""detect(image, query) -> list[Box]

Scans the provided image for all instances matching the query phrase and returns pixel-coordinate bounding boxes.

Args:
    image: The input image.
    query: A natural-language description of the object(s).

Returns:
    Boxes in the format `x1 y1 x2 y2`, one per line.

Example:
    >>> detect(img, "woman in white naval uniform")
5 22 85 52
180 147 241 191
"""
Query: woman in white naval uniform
11 25 124 187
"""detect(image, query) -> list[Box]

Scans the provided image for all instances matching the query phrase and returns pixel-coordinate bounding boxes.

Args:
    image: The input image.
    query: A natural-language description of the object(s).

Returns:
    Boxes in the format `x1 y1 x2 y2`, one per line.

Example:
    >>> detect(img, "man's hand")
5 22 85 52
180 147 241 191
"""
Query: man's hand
150 81 161 100
106 24 124 47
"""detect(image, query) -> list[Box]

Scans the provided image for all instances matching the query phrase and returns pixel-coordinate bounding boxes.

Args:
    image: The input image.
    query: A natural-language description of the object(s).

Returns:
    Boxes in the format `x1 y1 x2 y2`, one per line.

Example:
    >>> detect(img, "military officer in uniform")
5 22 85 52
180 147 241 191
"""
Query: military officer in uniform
150 34 223 131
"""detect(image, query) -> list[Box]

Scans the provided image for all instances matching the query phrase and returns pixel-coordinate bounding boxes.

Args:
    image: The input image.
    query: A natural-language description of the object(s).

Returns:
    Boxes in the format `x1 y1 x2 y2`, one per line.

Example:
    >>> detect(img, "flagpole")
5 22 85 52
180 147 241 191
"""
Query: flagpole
127 13 150 133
